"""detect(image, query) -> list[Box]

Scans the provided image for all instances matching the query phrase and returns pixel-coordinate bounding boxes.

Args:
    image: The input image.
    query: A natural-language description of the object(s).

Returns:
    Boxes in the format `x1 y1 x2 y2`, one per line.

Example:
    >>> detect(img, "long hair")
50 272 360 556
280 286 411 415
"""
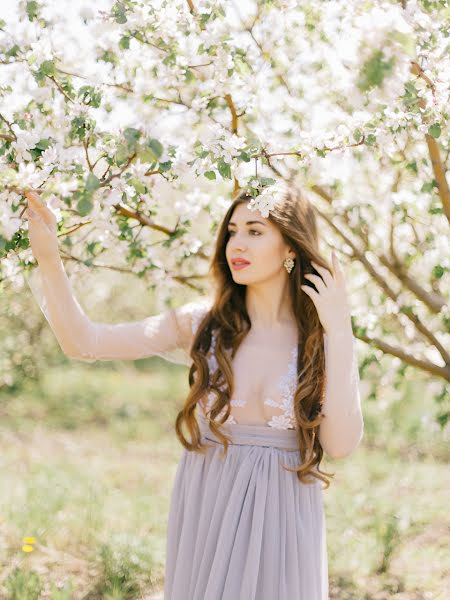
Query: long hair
174 184 335 488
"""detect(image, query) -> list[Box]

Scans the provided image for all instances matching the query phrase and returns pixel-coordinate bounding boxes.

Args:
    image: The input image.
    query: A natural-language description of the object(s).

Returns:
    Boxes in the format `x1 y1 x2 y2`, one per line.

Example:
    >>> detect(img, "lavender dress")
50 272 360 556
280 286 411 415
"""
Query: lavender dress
163 411 328 599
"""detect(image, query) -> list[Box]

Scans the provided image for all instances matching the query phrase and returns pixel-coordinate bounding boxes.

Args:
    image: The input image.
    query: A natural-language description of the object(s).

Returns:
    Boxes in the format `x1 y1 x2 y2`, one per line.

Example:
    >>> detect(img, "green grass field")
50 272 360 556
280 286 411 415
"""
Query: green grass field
0 360 448 599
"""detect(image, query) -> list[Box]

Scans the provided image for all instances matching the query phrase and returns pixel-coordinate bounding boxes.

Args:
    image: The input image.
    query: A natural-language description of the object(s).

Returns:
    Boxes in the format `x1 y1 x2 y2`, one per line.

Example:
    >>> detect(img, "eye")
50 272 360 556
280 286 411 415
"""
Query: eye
227 229 262 236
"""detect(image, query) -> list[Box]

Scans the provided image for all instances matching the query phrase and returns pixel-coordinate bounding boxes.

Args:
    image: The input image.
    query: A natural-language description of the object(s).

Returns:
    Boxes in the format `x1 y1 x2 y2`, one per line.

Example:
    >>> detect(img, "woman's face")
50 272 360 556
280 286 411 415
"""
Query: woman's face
225 203 294 285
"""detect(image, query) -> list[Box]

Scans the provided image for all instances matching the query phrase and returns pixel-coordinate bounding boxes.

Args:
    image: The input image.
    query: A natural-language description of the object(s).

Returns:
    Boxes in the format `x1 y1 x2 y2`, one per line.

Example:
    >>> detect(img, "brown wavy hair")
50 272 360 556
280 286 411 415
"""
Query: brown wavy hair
174 184 336 489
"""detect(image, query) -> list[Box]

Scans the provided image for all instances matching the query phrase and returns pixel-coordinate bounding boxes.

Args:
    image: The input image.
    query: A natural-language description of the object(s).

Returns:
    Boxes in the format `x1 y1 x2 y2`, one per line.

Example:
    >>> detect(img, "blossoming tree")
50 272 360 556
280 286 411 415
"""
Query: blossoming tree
0 0 448 416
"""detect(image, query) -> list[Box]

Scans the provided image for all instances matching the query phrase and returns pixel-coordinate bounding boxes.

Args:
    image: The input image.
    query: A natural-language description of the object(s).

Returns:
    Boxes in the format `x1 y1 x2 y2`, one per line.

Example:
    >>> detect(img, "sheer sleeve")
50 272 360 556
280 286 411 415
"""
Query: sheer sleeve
24 258 212 365
318 329 364 459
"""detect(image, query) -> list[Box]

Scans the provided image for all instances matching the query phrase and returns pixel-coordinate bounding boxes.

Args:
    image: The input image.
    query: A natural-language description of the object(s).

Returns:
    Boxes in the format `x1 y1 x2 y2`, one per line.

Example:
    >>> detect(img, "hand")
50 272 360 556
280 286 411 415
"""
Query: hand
24 190 60 264
300 250 353 335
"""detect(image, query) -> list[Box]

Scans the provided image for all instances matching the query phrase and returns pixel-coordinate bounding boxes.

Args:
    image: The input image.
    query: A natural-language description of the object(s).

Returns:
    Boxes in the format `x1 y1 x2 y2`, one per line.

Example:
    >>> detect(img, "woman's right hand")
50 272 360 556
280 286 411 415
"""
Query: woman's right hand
24 190 61 264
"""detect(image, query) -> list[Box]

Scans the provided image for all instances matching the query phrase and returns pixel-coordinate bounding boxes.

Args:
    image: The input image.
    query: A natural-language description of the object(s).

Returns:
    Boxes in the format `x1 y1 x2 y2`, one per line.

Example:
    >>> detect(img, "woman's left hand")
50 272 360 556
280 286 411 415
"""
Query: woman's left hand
300 250 353 335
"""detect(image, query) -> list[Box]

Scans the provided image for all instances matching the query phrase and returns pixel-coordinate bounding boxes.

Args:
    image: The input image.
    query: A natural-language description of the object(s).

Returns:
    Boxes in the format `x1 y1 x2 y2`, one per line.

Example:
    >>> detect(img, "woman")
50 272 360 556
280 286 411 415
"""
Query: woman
24 184 363 599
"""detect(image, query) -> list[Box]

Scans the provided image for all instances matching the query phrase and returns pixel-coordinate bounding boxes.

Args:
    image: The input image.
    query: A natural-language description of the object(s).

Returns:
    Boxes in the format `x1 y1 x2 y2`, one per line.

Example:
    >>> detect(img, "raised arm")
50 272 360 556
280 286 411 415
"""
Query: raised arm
24 190 210 365
300 254 364 459
318 328 364 459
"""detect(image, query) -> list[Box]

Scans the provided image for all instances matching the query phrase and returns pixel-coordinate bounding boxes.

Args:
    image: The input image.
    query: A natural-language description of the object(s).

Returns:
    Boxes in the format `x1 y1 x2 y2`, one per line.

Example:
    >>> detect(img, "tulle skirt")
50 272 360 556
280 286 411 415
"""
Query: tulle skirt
164 412 328 599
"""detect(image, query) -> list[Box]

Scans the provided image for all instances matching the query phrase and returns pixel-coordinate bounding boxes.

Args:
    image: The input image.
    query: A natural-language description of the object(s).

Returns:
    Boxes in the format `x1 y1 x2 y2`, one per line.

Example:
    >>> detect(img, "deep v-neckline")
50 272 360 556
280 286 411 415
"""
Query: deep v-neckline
195 316 299 427
229 339 298 409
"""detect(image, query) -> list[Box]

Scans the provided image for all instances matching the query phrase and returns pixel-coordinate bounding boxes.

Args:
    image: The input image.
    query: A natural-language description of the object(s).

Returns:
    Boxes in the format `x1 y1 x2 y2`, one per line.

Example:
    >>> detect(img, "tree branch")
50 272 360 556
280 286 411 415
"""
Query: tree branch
357 330 450 382
310 185 450 368
409 60 450 226
0 113 17 141
379 252 447 315
59 251 207 292
186 0 196 13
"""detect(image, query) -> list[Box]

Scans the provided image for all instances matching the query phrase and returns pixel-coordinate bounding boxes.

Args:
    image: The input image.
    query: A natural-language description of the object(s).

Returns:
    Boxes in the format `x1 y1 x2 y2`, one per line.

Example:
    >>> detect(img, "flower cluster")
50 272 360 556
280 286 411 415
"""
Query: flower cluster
245 178 288 218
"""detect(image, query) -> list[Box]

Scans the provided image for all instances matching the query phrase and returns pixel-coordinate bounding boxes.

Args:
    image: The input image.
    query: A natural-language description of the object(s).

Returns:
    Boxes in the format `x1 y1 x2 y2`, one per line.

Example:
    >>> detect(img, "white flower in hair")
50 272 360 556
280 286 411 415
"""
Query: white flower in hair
246 179 288 218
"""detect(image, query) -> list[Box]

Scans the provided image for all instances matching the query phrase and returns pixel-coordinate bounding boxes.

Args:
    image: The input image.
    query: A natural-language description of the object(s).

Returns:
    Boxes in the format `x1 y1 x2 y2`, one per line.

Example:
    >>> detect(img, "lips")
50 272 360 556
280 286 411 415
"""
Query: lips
230 258 251 271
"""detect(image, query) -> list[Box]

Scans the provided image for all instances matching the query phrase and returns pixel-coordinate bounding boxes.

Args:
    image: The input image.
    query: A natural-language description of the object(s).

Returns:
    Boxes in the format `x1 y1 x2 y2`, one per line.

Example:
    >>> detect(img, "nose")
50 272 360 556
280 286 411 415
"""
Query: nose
228 244 247 254
228 236 247 252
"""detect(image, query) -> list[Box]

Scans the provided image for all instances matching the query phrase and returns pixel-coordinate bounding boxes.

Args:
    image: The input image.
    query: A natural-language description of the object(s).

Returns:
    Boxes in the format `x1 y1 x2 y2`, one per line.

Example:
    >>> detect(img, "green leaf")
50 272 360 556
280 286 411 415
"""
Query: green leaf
259 177 276 186
421 180 436 193
158 160 172 172
432 265 445 279
39 60 57 78
436 411 449 429
129 177 146 195
124 127 141 151
115 143 129 165
217 159 232 179
238 151 252 162
119 36 130 50
77 196 93 216
405 161 418 174
135 143 153 163
162 52 177 66
184 68 196 83
146 138 163 161
428 123 441 138
85 173 100 192
87 241 102 256
365 134 377 146
6 44 20 59
34 139 51 151
70 116 89 140
204 170 216 180
353 128 363 142
30 138 52 160
78 86 102 108
112 1 127 23
357 49 395 92
26 1 39 21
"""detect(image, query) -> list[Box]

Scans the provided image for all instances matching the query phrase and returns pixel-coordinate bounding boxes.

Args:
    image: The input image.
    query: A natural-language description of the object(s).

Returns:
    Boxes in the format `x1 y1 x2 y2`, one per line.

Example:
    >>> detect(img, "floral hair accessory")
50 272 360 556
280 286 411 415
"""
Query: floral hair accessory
245 177 288 218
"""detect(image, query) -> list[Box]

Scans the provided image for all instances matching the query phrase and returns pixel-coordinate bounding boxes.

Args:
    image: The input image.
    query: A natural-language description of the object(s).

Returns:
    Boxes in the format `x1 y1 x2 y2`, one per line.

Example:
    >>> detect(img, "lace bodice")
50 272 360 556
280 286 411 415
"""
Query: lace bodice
190 304 299 430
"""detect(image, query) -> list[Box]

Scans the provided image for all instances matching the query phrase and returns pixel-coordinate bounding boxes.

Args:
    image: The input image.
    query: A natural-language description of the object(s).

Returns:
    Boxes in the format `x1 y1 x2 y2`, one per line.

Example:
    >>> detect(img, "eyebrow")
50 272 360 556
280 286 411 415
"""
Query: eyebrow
227 220 267 227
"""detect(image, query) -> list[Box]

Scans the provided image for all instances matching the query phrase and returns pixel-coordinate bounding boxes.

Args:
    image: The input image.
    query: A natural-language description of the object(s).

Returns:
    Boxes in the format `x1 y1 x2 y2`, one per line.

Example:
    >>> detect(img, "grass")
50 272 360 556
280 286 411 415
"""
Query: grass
0 359 448 599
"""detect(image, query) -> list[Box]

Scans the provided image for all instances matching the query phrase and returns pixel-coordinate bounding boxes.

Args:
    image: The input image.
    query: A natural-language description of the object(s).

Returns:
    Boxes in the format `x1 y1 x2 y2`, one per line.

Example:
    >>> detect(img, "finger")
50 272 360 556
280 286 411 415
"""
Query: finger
304 272 327 293
300 284 319 303
25 190 41 203
25 208 38 219
331 250 345 285
25 191 46 214
25 191 56 228
310 260 334 286
25 209 45 226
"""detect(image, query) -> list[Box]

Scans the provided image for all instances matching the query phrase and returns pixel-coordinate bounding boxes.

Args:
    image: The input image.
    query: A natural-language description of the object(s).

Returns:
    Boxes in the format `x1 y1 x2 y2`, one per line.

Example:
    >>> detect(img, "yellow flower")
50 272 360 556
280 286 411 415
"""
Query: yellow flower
23 537 36 544
22 545 34 552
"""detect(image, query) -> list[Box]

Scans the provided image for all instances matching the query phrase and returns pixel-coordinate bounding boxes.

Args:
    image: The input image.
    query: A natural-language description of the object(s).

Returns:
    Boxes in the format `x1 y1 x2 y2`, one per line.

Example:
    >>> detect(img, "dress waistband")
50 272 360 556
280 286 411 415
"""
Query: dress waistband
197 412 300 452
